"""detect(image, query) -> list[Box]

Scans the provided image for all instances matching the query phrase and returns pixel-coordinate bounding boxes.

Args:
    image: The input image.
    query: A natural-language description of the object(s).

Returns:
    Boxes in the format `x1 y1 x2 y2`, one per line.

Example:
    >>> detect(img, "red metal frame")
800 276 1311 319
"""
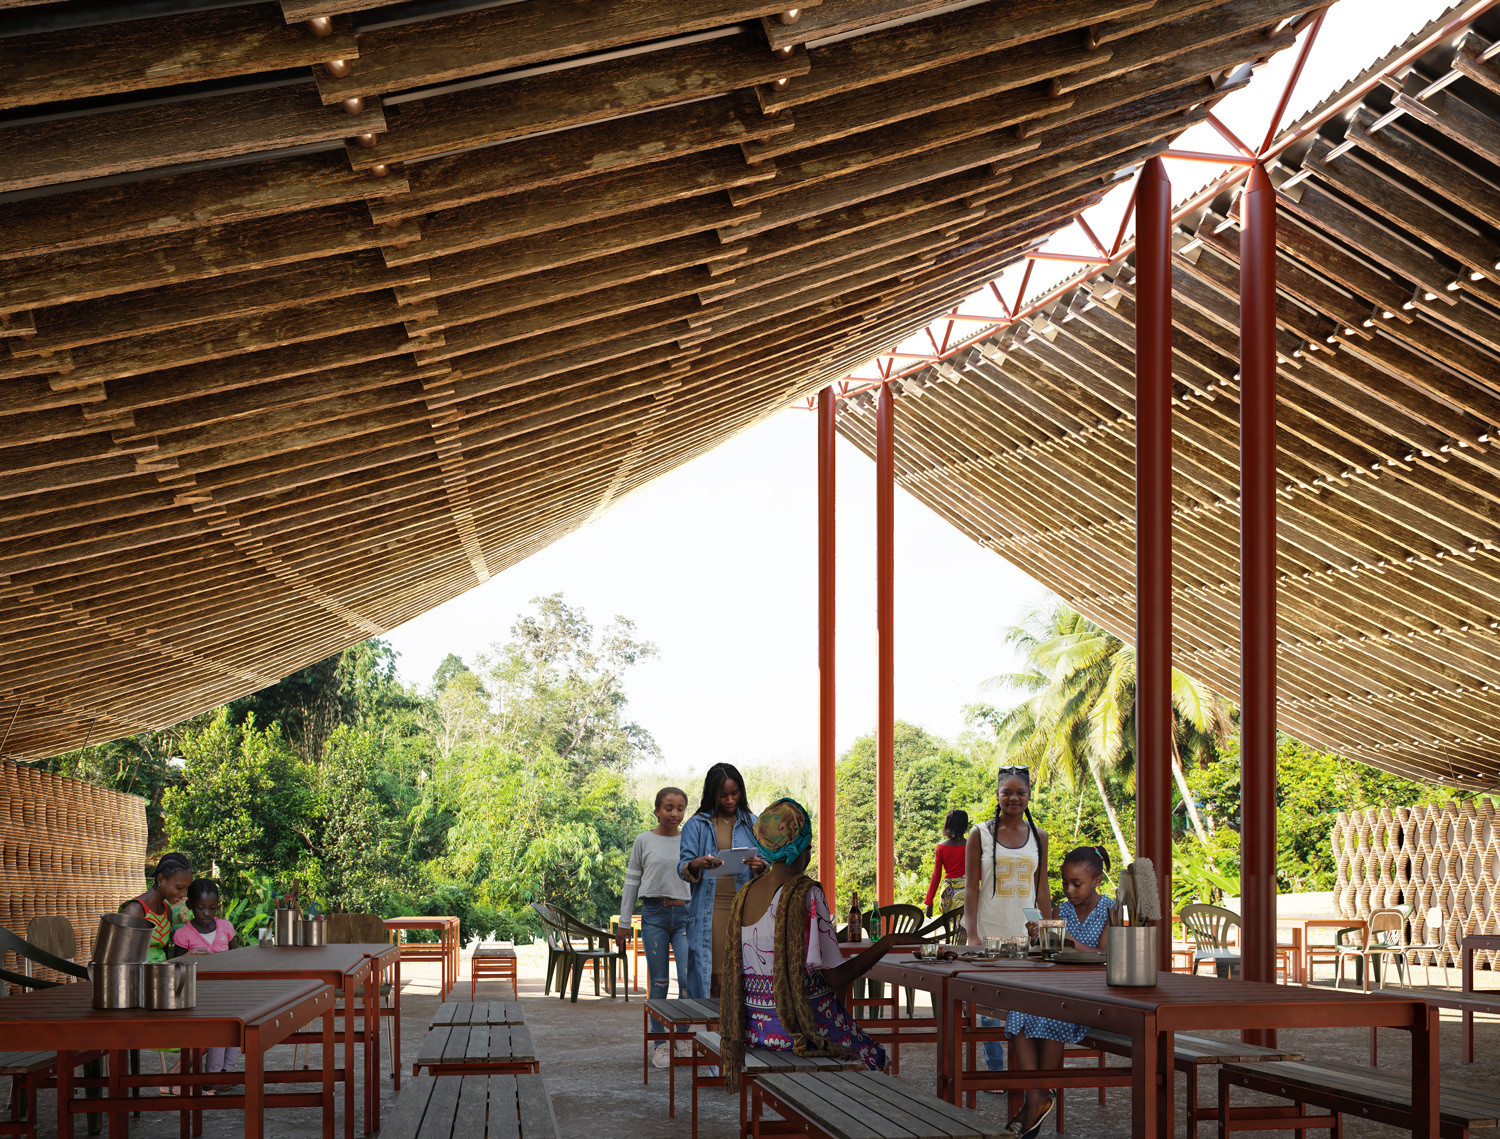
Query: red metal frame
875 384 896 910
1239 161 1279 1039
817 388 838 907
1134 156 1174 971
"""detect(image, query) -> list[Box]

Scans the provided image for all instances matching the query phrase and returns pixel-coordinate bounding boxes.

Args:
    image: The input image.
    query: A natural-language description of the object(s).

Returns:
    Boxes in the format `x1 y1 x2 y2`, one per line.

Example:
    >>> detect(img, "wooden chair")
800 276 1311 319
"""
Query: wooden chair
1403 906 1450 988
1335 907 1408 990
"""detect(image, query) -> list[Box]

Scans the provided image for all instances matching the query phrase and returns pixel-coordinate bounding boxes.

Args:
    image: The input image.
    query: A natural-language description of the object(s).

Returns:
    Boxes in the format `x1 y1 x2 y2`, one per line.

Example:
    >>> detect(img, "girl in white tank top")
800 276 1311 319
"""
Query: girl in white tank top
964 765 1050 946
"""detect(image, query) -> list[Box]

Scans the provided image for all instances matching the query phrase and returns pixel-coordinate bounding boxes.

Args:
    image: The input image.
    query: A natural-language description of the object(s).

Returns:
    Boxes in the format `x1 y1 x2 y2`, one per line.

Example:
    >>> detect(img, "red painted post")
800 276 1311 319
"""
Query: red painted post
1240 162 1279 1038
818 387 838 907
876 383 896 911
1135 156 1174 972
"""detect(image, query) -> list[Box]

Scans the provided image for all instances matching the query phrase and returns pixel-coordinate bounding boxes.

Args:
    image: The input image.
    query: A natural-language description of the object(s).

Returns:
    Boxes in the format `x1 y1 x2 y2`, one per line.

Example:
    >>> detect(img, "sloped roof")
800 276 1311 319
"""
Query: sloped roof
0 0 1315 760
837 11 1500 790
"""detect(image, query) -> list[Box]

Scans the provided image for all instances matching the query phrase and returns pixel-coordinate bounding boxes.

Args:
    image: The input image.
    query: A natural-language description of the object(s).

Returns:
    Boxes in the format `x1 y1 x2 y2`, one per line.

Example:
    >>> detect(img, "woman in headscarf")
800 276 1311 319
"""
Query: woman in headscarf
678 763 762 998
720 798 922 1090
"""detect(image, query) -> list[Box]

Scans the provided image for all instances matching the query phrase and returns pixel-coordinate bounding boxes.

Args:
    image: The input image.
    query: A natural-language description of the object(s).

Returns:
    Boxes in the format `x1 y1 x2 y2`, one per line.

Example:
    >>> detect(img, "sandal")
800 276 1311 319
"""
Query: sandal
1017 1096 1055 1139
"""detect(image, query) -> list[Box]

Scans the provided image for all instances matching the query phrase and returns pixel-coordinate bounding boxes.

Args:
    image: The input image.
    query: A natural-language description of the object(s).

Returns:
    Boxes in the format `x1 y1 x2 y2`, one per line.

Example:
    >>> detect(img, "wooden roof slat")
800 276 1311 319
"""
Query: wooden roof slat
0 83 387 195
763 0 1004 50
0 7 357 112
1087 0 1227 46
345 32 808 172
312 1 812 104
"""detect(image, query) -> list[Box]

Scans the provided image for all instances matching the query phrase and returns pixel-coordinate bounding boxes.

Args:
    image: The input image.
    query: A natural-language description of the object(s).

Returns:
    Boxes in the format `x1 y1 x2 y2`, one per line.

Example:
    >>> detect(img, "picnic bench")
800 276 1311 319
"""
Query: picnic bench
1369 987 1500 1065
643 998 719 1117
691 1030 866 1139
469 948 518 1000
383 1074 558 1139
751 1070 1008 1139
1220 1056 1500 1138
433 1001 526 1028
1083 1029 1300 1132
414 1024 539 1077
1 1051 108 1139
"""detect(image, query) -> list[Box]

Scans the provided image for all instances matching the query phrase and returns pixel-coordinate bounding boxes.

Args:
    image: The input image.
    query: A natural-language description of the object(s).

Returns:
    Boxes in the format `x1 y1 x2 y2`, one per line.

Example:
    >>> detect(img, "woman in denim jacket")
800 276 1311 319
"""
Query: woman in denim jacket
677 763 762 998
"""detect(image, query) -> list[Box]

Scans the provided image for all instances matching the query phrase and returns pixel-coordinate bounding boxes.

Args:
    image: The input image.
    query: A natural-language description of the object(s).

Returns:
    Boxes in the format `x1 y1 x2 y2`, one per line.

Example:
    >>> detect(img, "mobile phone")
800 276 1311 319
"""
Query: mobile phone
1023 907 1044 923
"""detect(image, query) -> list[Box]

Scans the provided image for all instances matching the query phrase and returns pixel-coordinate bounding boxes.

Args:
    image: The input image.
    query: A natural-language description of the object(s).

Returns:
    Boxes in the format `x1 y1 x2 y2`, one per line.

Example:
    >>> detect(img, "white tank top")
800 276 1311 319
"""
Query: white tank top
975 821 1038 941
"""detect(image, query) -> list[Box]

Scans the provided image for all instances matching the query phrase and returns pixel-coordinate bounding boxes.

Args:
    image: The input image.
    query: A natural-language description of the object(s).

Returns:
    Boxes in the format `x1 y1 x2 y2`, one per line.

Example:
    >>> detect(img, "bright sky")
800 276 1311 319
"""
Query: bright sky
385 0 1458 772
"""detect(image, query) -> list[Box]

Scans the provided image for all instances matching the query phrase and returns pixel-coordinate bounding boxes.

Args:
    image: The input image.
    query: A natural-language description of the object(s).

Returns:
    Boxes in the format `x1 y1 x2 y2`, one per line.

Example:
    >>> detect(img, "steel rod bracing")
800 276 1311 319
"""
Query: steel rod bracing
1134 156 1175 973
1240 161 1279 1044
876 383 896 912
818 387 838 907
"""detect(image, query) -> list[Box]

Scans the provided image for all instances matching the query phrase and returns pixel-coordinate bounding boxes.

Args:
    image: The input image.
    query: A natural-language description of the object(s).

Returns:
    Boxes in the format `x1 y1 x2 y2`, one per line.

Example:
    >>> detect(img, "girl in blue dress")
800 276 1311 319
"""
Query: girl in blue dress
1006 845 1114 1138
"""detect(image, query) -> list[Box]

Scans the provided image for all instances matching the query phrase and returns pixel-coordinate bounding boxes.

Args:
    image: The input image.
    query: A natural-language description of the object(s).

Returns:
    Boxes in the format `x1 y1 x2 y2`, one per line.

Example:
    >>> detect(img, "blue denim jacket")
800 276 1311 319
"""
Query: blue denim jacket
676 809 758 998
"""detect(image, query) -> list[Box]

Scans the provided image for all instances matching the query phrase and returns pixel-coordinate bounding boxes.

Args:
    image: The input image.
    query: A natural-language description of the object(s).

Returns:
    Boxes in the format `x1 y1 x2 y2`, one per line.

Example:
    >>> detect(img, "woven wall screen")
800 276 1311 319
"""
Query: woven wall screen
0 760 148 981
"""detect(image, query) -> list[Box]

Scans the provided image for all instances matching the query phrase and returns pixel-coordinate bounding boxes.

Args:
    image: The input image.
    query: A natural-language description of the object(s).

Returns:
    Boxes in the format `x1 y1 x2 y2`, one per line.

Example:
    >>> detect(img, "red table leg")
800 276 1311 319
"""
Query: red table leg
1464 941 1476 1063
1131 1015 1160 1139
57 1049 75 1139
391 956 402 1089
243 1028 263 1139
322 1004 335 1139
1414 1002 1439 1139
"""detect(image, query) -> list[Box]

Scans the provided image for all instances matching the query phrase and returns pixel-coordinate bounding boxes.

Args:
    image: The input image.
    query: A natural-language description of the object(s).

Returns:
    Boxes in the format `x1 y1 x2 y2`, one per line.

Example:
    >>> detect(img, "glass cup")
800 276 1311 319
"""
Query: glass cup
918 941 940 960
1007 936 1030 958
1039 919 1067 955
983 936 1004 957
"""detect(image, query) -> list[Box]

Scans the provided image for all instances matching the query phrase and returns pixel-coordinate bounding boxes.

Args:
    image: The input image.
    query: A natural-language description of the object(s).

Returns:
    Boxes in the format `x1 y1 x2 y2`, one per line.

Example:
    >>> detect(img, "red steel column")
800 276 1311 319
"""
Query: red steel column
1240 163 1279 1031
876 383 896 911
1135 156 1174 971
818 387 838 906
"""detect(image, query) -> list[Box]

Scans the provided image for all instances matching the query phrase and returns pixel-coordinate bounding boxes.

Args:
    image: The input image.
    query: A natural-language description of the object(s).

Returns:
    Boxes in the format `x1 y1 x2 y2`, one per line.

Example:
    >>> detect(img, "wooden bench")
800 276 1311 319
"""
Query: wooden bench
1220 1057 1500 1138
1371 986 1500 1064
433 1000 525 1027
469 948 518 999
2 1053 59 1139
413 1024 538 1077
1085 1028 1300 1131
382 1074 558 1139
643 998 719 1117
752 1070 1009 1139
691 1030 867 1139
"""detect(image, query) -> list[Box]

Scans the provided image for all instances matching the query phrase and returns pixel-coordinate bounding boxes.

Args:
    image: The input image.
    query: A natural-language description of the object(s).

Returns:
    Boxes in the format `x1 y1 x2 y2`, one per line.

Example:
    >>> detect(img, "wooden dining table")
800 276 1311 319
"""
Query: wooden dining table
944 969 1437 1138
0 978 335 1139
195 944 380 1138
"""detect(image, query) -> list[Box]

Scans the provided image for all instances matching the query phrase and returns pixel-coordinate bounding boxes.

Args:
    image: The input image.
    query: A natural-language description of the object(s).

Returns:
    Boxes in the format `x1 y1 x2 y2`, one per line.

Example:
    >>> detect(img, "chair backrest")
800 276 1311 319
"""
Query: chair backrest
26 916 76 960
869 904 923 935
0 924 86 990
530 903 566 951
326 913 389 944
1369 908 1407 948
1421 906 1445 942
1179 904 1241 949
917 905 963 940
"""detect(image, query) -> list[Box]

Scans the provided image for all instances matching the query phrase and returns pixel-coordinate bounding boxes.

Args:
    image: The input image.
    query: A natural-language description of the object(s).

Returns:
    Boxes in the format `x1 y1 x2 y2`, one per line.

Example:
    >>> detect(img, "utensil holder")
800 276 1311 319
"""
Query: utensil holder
296 918 326 946
90 962 142 1009
274 908 300 945
142 960 196 1009
1105 925 1158 986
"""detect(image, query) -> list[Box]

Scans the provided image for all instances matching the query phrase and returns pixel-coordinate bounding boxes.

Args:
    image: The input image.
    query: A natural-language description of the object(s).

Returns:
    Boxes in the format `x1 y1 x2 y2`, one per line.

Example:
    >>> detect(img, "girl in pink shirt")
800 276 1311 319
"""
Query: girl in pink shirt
173 880 239 1089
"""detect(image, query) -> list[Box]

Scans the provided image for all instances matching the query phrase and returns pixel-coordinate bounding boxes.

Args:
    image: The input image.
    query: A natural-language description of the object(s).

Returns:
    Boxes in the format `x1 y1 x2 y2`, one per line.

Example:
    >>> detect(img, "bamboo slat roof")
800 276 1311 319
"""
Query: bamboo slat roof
837 15 1500 791
0 0 1314 760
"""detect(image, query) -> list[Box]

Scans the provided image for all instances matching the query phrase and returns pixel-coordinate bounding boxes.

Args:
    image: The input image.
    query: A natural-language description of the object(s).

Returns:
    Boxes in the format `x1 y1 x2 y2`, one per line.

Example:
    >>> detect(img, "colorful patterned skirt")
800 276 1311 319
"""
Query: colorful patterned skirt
744 971 887 1071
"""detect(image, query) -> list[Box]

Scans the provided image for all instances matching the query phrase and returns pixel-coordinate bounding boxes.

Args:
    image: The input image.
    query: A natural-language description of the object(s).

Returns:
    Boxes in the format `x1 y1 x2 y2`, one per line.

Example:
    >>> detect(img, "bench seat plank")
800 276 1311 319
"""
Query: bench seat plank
695 1030 866 1073
433 1001 526 1027
384 1074 558 1139
757 1071 1007 1139
416 1024 538 1074
1223 1058 1500 1127
1086 1028 1301 1064
0 1051 58 1075
645 997 720 1025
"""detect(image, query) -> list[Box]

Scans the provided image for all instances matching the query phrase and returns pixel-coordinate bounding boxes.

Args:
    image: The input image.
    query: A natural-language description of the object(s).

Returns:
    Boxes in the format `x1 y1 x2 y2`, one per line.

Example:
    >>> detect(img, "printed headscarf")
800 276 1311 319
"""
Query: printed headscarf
754 797 812 864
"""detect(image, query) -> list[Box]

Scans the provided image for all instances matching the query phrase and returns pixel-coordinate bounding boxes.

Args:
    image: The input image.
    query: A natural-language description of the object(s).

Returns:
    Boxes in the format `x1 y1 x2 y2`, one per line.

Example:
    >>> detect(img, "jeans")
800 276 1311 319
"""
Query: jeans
978 1013 1007 1070
640 900 691 1033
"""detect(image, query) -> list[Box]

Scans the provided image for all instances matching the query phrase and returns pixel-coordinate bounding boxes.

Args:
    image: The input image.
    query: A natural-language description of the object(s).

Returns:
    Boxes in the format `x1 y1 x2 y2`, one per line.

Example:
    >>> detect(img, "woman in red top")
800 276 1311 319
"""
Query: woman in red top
924 810 969 938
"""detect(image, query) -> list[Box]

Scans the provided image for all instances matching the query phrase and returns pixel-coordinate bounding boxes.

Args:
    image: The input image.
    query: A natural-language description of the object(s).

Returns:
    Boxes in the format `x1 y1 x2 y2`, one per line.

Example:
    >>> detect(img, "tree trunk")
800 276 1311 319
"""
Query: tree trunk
1090 761 1133 863
1171 738 1212 847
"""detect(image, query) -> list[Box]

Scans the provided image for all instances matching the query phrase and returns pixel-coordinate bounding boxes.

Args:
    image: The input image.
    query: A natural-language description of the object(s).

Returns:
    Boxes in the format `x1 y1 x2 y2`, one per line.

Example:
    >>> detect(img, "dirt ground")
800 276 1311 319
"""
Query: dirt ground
8 947 1497 1137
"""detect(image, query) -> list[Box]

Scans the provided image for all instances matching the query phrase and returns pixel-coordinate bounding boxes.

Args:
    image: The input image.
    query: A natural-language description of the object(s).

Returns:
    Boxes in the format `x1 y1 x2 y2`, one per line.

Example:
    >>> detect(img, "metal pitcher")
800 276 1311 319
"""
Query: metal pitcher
1105 925 1159 987
273 907 300 946
142 960 196 1010
89 962 142 1009
94 913 152 964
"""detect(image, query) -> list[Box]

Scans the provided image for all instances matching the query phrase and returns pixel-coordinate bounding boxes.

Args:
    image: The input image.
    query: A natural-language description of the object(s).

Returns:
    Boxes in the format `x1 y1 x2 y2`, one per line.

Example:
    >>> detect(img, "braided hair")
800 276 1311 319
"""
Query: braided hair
1061 844 1111 878
991 766 1041 897
152 852 192 883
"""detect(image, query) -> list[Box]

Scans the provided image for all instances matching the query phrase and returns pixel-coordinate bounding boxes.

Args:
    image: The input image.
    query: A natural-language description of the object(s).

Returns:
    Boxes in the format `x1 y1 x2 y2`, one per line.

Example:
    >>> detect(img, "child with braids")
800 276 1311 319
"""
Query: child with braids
1003 845 1115 1138
962 766 1051 1077
120 852 193 1091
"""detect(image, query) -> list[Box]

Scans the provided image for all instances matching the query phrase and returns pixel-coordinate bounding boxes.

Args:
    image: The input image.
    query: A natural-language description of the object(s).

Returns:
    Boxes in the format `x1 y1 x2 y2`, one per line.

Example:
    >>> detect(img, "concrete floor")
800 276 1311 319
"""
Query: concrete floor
10 949 1500 1136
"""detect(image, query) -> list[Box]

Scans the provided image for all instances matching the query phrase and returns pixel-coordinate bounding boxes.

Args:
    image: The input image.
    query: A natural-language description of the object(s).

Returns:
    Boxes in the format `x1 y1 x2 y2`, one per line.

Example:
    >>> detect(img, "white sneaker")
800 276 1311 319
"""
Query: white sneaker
675 1040 692 1058
652 1042 671 1069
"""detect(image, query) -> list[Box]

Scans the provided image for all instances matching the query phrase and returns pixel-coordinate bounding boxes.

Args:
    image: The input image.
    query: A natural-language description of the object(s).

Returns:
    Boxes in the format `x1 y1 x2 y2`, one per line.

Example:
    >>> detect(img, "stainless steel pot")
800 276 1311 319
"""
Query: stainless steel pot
1105 925 1159 987
94 913 152 964
89 962 142 1009
296 918 327 947
142 960 196 1010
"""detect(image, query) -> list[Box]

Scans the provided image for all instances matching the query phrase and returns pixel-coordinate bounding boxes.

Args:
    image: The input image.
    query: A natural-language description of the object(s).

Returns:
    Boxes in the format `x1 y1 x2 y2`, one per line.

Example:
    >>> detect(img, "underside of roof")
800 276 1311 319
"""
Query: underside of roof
0 0 1316 761
837 12 1500 792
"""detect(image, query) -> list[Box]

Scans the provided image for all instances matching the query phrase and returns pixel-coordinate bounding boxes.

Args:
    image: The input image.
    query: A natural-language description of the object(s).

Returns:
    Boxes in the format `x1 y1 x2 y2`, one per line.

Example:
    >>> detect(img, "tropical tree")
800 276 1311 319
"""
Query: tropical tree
975 600 1231 860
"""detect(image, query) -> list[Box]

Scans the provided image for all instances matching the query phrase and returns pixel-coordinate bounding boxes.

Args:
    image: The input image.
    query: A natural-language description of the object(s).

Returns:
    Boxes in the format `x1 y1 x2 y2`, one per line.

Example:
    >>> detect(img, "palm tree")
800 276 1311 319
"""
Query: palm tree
982 600 1231 859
